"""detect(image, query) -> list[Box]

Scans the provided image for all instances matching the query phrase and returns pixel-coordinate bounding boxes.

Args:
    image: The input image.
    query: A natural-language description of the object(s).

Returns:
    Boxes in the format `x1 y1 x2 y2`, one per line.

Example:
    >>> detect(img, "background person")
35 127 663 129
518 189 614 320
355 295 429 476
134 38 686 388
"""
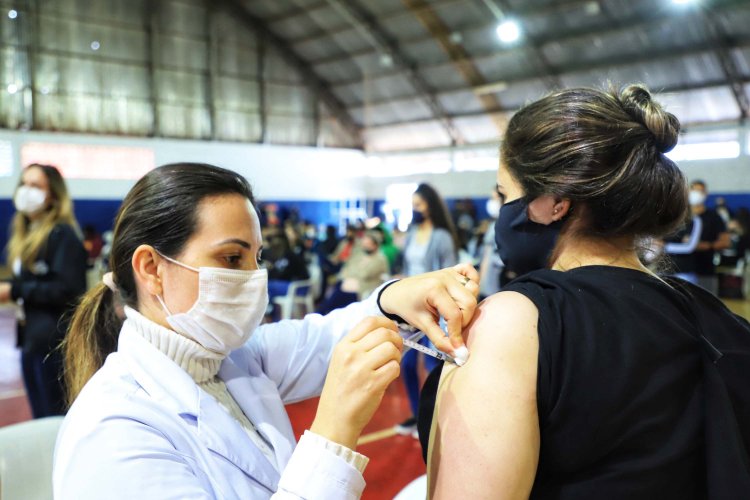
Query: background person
669 180 731 294
396 183 459 438
1 164 87 418
317 230 389 315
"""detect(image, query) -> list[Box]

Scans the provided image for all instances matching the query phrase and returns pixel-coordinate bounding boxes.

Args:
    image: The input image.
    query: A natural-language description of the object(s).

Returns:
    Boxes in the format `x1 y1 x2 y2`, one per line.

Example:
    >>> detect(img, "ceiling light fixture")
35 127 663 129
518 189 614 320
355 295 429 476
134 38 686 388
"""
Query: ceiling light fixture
496 20 520 43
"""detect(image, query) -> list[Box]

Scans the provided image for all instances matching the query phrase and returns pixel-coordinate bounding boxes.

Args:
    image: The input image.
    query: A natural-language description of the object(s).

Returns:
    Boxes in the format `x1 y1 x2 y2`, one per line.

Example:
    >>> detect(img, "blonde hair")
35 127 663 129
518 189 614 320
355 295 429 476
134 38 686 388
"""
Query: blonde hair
7 164 79 269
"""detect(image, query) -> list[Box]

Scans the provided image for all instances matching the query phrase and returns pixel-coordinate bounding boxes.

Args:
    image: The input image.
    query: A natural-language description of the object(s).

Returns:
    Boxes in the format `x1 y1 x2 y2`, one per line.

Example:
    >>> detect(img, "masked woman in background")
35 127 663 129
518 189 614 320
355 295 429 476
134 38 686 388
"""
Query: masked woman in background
394 183 460 438
0 164 87 418
54 163 477 499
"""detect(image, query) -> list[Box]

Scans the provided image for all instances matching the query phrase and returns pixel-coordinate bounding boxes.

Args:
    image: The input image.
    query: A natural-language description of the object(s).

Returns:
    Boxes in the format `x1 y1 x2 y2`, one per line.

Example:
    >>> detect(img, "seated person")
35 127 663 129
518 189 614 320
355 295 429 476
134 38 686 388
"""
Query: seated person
317 231 389 315
264 230 309 308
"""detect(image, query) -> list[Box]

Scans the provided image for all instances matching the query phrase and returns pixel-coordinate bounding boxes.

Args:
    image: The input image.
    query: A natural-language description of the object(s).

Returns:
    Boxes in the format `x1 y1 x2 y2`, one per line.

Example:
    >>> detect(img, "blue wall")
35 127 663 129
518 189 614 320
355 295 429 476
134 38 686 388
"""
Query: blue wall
1 193 748 257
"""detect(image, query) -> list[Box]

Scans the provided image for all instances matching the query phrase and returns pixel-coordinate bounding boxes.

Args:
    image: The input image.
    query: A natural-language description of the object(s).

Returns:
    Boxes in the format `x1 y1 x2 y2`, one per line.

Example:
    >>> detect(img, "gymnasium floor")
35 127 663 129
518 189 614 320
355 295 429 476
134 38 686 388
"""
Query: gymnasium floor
2 299 749 499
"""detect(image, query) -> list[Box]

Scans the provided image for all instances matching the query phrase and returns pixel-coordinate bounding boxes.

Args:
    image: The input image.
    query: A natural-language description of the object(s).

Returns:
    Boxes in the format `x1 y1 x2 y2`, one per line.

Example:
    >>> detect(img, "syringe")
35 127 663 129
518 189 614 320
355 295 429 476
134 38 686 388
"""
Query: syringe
402 338 460 365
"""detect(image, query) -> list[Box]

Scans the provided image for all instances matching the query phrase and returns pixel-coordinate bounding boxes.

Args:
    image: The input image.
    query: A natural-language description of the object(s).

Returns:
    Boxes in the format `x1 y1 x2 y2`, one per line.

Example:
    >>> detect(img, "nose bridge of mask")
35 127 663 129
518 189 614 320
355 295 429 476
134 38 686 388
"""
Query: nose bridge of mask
197 267 268 305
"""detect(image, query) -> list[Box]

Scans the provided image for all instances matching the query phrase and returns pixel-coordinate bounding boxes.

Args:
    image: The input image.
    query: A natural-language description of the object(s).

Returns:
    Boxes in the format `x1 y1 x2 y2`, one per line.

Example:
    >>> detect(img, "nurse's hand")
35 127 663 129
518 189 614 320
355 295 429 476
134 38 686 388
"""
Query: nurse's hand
311 317 402 450
378 263 479 357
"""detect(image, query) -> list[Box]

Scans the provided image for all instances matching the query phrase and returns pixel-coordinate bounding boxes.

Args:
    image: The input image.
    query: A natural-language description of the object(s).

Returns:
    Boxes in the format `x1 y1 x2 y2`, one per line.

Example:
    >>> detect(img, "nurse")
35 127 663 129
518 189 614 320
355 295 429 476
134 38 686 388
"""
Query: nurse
54 163 477 499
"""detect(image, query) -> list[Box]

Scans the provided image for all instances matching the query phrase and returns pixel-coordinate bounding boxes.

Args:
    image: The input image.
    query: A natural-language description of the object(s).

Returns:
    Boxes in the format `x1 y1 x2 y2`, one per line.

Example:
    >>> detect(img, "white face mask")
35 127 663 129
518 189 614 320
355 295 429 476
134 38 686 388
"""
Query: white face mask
14 185 47 215
156 253 269 356
688 190 706 207
486 198 501 219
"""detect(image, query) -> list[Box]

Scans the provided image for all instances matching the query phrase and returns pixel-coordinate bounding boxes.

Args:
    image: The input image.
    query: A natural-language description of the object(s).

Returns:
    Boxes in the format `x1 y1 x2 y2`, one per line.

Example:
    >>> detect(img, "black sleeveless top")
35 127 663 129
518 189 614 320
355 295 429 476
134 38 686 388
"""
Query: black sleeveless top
418 266 750 499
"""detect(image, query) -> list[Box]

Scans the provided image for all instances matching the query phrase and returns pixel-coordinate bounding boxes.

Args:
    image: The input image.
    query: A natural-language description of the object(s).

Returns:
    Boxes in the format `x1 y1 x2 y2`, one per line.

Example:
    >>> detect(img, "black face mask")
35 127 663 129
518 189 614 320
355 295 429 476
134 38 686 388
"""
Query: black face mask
412 210 426 225
494 197 564 276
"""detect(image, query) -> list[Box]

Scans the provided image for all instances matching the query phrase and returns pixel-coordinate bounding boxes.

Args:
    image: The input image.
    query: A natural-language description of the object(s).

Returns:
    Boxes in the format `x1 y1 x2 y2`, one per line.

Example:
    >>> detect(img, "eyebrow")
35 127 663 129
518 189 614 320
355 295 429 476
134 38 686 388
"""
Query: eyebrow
214 238 252 249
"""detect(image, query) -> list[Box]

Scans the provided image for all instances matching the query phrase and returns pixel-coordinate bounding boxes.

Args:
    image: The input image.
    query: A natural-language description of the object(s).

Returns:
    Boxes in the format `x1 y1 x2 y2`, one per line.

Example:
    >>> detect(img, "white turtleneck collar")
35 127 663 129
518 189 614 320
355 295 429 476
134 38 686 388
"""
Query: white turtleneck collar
123 306 224 383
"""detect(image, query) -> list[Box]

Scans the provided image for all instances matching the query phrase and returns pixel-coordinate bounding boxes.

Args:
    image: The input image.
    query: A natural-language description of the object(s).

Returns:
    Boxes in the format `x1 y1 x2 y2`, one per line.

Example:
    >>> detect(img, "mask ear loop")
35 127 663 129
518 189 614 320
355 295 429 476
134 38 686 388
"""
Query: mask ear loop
155 294 173 316
152 249 201 316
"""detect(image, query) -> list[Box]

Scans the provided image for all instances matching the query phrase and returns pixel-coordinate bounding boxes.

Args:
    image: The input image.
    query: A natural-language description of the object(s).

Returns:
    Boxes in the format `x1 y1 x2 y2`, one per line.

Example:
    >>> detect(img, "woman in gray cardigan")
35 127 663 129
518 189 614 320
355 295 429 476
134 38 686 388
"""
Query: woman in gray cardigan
396 183 460 437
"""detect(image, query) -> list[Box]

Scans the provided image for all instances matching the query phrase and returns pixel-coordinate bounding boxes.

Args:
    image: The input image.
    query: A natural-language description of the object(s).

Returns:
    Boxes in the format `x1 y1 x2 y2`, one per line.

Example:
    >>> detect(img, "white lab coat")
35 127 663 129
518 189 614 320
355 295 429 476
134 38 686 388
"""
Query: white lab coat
53 291 384 499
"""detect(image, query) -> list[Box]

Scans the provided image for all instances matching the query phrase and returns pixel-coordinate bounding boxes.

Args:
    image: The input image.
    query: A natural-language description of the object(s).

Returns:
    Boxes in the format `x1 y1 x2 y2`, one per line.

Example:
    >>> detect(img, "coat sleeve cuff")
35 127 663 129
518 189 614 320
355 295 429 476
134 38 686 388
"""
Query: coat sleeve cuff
278 431 368 499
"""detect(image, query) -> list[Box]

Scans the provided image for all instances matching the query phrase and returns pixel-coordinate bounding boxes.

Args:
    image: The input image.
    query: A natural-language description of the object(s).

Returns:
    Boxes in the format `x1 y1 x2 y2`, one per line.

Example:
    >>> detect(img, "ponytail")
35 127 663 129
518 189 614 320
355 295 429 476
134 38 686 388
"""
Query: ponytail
63 282 122 406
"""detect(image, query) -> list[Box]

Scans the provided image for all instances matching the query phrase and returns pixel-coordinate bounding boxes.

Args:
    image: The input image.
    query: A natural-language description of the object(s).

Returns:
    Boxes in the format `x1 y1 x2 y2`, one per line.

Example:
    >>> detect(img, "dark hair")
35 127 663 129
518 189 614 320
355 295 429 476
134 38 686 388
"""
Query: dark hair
64 163 255 405
690 179 707 190
414 183 460 253
501 84 688 239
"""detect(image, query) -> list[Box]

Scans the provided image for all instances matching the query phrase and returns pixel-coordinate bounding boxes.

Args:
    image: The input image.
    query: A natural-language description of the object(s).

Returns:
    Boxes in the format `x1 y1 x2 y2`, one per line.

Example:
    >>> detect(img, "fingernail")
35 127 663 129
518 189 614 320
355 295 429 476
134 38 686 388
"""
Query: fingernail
452 346 469 366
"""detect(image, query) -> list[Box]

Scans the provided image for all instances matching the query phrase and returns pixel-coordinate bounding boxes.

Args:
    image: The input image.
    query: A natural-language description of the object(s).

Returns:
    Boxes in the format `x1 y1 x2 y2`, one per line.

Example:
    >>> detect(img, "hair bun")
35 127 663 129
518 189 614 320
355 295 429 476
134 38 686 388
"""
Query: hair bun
620 84 680 153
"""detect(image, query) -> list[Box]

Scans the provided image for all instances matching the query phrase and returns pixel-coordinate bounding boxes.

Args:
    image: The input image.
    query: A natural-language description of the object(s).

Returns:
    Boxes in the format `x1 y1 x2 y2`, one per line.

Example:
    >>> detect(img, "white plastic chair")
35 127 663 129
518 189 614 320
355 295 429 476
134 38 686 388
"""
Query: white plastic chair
0 416 64 500
272 279 315 320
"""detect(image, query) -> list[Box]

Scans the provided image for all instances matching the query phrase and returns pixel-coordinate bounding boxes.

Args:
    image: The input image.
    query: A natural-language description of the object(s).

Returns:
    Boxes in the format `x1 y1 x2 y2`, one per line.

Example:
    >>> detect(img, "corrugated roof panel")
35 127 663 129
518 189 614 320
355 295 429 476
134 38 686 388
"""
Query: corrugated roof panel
365 0 409 16
331 28 377 54
431 1 486 28
240 0 298 18
543 17 711 70
420 64 472 90
350 97 433 127
353 73 417 101
731 47 750 77
364 120 451 151
400 38 452 67
453 113 509 143
332 84 364 107
437 89 486 114
305 4 349 31
270 13 324 39
522 2 604 39
656 86 740 124
471 49 540 82
715 3 750 38
460 24 508 56
560 52 723 90
380 12 431 40
313 59 363 84
295 37 346 62
496 80 551 108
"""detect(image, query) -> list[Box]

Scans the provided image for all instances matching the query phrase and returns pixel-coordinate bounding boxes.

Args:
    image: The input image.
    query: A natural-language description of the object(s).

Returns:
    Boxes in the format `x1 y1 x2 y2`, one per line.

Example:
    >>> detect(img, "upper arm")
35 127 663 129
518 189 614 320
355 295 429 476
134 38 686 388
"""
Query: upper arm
429 291 540 499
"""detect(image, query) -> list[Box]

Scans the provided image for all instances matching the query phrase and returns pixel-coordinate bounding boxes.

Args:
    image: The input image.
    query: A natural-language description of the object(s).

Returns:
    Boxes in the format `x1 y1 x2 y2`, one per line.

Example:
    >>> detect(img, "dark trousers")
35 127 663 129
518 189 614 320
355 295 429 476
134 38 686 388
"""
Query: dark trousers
21 349 65 418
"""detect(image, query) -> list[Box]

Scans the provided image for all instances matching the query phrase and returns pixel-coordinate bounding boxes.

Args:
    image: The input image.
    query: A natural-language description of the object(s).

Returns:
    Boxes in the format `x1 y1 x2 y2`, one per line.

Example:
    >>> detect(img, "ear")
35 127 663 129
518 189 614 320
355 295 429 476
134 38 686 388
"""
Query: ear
528 195 572 225
551 198 572 222
132 244 163 297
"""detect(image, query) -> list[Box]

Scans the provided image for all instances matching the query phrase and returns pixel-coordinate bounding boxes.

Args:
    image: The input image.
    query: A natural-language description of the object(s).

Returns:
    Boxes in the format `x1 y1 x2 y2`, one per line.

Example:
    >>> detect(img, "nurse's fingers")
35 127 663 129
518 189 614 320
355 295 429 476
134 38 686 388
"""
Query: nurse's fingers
444 275 479 328
345 317 397 343
357 326 403 353
425 287 468 351
364 341 402 371
373 359 401 385
453 262 480 285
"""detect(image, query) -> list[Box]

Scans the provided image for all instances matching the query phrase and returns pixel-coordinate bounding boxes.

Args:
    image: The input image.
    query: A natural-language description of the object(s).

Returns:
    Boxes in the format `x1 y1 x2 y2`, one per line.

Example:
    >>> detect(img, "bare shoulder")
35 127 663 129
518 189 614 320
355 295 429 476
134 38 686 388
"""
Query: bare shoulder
429 292 541 498
463 291 540 356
